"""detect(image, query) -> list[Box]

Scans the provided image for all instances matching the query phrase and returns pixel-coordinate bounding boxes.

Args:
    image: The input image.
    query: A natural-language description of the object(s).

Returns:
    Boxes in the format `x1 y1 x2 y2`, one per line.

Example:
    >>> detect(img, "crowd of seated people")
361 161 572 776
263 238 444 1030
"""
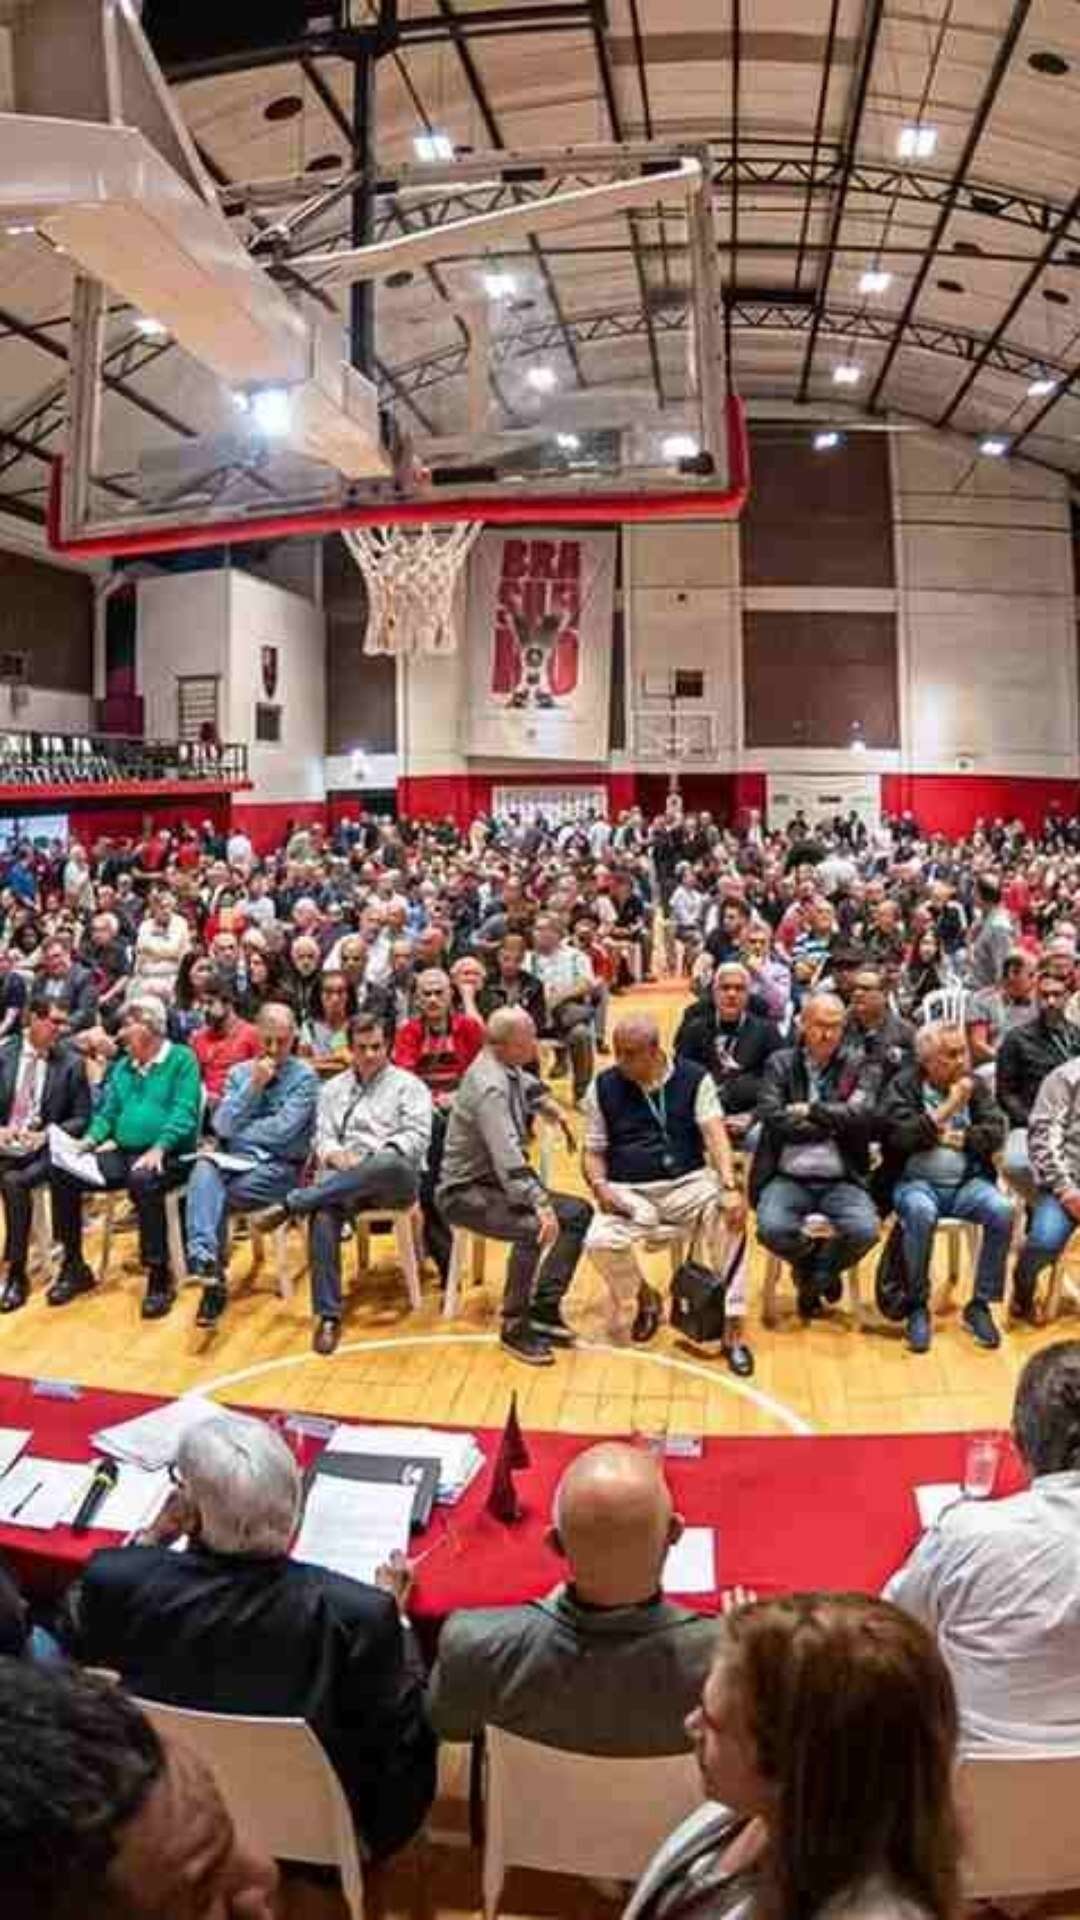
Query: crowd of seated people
6 1338 1080 1915
3 802 1080 1366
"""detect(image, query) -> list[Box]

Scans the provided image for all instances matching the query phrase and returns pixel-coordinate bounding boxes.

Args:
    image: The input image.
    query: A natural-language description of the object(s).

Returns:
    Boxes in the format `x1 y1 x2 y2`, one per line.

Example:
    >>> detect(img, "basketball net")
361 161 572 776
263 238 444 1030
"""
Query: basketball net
343 522 482 656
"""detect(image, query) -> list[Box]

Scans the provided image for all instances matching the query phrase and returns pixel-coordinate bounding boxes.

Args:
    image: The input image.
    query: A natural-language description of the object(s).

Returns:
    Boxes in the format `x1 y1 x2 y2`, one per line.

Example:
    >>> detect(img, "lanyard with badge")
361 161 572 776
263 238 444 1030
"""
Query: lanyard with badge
641 1082 679 1174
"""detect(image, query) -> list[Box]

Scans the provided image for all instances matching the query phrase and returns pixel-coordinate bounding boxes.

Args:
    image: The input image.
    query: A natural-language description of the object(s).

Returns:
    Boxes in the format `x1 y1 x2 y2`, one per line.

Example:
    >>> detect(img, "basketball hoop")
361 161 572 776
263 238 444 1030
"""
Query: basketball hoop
343 522 482 656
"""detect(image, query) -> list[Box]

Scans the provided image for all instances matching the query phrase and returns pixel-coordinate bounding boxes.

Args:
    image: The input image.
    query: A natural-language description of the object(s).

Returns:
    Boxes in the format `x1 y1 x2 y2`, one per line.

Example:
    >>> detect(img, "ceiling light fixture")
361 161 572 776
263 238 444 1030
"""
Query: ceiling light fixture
813 430 841 451
135 316 169 339
527 365 557 393
1028 376 1058 397
250 387 293 436
556 432 581 451
859 269 892 294
897 123 937 158
414 131 454 162
5 223 35 238
482 270 516 299
832 363 862 386
662 433 699 459
979 436 1009 457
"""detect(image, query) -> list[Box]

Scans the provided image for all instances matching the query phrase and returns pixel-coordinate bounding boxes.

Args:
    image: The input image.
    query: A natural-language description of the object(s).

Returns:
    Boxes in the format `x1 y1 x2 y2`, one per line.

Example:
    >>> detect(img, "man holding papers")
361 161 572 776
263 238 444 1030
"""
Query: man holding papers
47 996 200 1319
0 995 90 1314
61 1414 436 1864
256 1012 432 1354
184 1002 318 1331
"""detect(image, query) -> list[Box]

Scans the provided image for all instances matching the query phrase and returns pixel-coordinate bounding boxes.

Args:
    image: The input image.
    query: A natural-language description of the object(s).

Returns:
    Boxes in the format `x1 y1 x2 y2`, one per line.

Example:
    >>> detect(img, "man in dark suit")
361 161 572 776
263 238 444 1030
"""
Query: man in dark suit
61 1413 436 1865
0 994 90 1313
674 962 783 1147
33 933 99 1032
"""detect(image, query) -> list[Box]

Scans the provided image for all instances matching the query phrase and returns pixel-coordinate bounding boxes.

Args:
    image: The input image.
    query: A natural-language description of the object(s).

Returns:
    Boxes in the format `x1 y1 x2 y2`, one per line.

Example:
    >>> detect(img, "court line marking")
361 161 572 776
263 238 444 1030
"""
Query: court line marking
197 1333 815 1436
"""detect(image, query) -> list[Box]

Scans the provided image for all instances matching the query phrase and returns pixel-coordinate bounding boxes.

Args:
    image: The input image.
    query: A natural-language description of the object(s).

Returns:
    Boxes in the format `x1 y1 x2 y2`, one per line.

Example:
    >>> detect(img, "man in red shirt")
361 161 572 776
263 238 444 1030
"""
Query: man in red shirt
392 968 483 1283
192 976 260 1111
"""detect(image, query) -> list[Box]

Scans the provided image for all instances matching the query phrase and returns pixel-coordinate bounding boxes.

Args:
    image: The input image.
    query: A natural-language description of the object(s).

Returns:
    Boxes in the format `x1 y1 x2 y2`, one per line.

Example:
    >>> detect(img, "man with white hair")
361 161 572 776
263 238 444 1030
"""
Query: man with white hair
430 1441 715 1752
877 1023 1012 1352
63 1414 436 1865
438 1007 592 1364
583 1013 752 1373
47 996 202 1318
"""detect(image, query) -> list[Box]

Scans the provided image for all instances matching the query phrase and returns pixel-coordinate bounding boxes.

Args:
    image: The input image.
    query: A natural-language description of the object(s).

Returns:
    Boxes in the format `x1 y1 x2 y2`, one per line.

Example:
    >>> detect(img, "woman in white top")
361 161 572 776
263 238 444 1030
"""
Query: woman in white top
625 1592 959 1920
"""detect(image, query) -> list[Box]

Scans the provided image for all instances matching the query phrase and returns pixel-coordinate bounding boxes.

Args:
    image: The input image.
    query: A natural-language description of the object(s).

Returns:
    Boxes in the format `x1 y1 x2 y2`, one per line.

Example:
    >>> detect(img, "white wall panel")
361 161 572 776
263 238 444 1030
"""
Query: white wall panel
225 572 325 804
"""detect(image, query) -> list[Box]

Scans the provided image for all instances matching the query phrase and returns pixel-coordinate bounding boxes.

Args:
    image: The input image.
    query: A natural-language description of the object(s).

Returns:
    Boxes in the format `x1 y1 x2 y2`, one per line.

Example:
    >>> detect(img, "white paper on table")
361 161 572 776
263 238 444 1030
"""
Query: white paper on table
323 1423 484 1503
0 1457 95 1530
0 1428 32 1480
663 1527 716 1595
198 1150 259 1174
292 1476 414 1585
91 1394 228 1471
89 1465 172 1534
47 1123 105 1186
915 1482 964 1530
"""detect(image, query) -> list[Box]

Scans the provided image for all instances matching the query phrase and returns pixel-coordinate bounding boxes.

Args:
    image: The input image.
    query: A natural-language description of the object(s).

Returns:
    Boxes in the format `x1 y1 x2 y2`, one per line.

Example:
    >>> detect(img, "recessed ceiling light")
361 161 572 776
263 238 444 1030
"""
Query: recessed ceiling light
305 153 343 173
814 430 841 450
952 240 983 257
859 269 891 294
250 387 292 436
832 363 862 386
265 95 303 122
662 433 699 459
1028 376 1058 397
483 270 516 299
1044 287 1069 305
970 191 1004 216
937 277 965 294
979 436 1009 457
135 316 168 340
1029 49 1069 75
897 123 937 158
414 131 454 162
386 269 414 290
556 432 581 451
527 365 557 392
4 223 35 238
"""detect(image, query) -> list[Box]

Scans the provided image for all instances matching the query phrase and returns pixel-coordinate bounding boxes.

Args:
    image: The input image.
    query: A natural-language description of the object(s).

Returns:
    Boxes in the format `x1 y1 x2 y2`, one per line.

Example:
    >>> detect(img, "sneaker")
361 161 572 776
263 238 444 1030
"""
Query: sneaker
906 1307 932 1354
724 1340 755 1378
962 1299 1001 1350
142 1274 176 1320
195 1282 228 1330
500 1326 555 1366
530 1311 576 1347
187 1254 217 1281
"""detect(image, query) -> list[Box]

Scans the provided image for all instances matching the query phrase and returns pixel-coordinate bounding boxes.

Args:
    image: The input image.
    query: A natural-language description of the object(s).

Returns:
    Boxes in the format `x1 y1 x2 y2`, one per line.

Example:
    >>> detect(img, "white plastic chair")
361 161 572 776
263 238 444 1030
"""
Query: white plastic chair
132 1699 364 1919
95 1187 189 1285
958 1751 1080 1898
482 1728 702 1920
352 1205 423 1311
442 1119 560 1321
760 1226 868 1329
223 1211 294 1300
918 985 967 1028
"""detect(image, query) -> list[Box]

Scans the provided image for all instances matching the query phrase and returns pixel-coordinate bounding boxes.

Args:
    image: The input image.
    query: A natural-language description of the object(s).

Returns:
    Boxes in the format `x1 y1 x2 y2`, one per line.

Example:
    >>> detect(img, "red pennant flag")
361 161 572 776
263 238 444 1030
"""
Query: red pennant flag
505 1392 531 1470
485 1428 522 1523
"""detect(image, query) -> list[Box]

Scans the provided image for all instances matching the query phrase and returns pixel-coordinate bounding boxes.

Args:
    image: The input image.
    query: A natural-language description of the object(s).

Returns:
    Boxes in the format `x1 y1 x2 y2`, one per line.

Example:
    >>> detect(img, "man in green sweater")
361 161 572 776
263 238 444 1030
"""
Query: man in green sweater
47 995 201 1318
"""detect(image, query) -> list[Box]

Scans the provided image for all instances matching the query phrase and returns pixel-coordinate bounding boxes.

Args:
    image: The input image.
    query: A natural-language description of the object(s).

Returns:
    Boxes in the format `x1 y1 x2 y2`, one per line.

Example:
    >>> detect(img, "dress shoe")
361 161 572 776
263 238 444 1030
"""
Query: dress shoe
313 1316 341 1356
963 1299 1001 1350
142 1273 176 1320
195 1282 228 1330
631 1282 663 1343
46 1265 95 1307
0 1273 28 1313
500 1325 555 1366
723 1340 755 1378
906 1307 932 1354
529 1310 576 1346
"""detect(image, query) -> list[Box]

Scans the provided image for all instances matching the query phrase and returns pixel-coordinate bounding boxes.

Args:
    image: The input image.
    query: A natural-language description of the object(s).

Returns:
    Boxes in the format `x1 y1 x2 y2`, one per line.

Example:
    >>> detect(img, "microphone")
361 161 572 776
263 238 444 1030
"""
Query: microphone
70 1458 118 1533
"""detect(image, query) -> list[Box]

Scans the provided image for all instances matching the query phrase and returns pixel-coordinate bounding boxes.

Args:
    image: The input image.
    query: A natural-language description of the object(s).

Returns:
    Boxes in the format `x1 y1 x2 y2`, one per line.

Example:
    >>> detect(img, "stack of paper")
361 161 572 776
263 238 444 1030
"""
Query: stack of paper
91 1465 172 1535
915 1482 963 1530
0 1428 31 1479
663 1527 716 1596
47 1124 105 1187
91 1394 229 1471
292 1476 414 1585
0 1457 96 1530
323 1423 485 1504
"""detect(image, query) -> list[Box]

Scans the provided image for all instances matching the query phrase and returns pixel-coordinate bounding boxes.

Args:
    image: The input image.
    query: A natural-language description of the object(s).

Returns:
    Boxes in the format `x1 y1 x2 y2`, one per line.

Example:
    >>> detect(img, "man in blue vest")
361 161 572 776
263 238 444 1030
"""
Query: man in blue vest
582 1013 752 1375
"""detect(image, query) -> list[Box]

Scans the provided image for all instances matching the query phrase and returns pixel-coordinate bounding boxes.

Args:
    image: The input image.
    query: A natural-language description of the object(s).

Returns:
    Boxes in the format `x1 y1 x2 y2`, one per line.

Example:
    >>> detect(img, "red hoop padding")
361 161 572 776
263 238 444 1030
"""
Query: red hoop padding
48 396 749 560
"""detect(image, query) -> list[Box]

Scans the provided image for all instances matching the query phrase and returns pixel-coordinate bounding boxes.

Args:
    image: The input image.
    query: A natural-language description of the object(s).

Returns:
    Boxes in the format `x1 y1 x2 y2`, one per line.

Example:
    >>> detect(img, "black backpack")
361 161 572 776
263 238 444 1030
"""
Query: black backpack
874 1222 915 1322
670 1231 746 1347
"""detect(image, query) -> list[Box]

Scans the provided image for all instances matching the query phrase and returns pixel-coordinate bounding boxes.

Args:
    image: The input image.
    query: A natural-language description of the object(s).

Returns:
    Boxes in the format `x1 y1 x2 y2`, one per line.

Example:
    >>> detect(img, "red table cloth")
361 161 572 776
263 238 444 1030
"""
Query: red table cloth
0 1375 1026 1626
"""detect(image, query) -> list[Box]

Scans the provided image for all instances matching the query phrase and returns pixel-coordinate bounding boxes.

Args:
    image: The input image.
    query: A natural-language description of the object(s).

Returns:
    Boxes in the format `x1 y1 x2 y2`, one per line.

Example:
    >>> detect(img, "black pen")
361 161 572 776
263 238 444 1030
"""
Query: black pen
9 1480 43 1520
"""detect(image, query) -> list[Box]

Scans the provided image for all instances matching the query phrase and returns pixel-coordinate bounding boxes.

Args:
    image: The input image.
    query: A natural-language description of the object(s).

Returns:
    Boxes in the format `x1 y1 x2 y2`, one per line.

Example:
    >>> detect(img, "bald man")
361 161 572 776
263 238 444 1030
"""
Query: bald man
437 1008 591 1364
583 1013 753 1374
428 1442 716 1754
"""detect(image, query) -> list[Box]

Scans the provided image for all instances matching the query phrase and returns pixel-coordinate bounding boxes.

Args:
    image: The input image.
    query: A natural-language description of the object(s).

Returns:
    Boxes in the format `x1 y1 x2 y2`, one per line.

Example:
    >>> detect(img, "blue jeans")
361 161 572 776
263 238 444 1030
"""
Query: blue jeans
1014 1191 1077 1304
893 1176 1014 1306
184 1158 299 1276
756 1176 879 1285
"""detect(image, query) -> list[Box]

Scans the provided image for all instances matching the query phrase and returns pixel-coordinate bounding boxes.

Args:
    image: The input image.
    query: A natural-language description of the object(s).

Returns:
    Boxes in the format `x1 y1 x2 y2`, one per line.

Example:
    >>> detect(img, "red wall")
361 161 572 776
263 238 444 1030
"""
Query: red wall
880 774 1078 837
229 800 328 854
